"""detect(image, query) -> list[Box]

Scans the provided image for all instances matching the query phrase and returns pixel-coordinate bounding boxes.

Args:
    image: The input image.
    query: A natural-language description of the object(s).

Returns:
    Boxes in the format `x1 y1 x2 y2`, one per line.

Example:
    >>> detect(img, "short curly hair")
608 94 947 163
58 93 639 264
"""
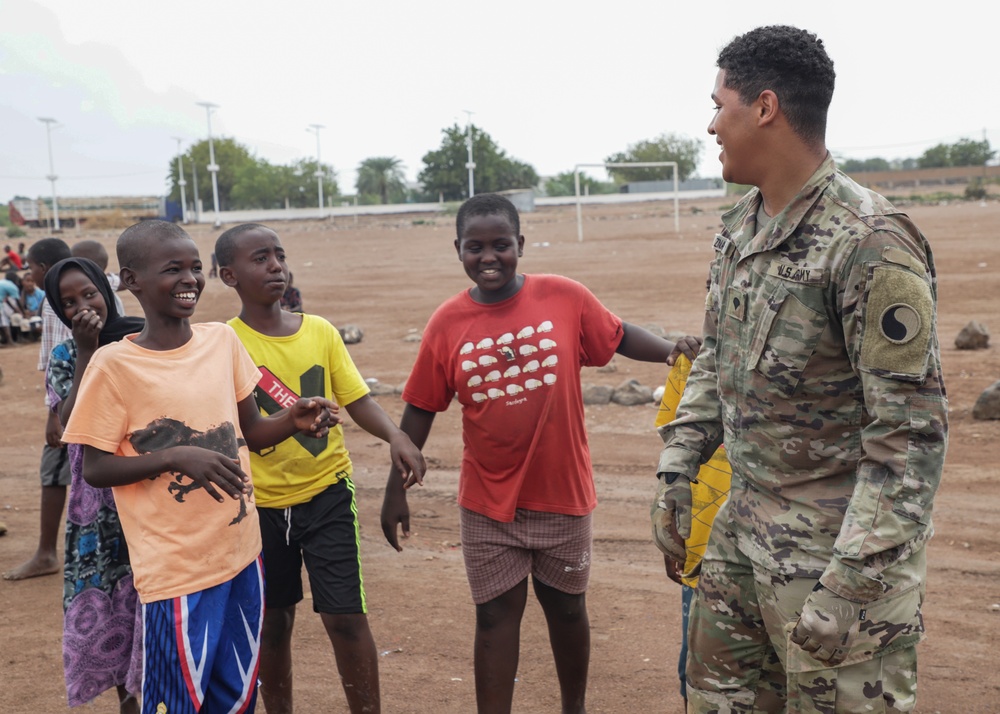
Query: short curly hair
116 220 192 271
456 193 520 240
718 25 835 145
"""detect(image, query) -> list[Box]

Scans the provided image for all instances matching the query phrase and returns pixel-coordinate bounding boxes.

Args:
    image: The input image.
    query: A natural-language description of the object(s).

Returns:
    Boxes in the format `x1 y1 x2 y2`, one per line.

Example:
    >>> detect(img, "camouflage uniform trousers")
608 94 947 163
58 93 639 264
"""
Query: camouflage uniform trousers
685 518 923 714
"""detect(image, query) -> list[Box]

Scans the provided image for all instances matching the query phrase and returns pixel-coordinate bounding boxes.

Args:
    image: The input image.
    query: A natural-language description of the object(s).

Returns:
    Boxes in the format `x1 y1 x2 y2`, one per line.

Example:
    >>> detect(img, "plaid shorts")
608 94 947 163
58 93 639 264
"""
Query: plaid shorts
459 507 592 605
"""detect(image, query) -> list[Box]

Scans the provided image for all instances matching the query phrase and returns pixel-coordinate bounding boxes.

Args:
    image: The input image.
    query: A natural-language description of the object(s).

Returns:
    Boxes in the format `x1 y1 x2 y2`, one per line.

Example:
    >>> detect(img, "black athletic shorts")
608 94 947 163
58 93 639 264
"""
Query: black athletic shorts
258 478 367 614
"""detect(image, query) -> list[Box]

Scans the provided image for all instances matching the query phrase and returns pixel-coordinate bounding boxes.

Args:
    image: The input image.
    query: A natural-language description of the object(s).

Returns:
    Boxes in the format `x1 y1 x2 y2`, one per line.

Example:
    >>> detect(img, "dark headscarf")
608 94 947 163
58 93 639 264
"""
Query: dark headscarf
44 257 145 346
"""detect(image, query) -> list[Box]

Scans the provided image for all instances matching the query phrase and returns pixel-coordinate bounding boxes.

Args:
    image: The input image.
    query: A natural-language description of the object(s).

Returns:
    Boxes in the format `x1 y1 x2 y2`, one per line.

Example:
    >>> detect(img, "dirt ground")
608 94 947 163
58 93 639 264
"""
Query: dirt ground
1 198 998 713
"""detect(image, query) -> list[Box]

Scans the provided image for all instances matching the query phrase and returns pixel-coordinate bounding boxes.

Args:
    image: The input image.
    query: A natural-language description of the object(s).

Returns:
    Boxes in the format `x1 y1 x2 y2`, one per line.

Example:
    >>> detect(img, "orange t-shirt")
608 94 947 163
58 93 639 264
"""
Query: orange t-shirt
63 322 262 603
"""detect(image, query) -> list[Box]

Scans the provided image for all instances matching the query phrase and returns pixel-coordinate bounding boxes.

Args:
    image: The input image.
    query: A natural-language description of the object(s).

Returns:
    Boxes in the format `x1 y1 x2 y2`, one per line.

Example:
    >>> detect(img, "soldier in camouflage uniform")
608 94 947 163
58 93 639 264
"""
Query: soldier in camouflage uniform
651 25 948 713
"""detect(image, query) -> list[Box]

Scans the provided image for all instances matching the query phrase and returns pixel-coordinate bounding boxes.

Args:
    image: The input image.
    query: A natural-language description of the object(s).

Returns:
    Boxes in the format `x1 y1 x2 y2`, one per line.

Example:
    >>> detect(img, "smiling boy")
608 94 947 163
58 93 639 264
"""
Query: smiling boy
381 193 700 714
63 220 339 714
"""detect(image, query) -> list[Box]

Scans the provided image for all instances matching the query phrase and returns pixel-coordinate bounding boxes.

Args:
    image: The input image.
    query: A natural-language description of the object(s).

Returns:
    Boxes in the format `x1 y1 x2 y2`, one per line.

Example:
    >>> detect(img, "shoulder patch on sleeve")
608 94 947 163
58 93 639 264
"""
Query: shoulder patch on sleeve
881 246 927 277
860 265 933 379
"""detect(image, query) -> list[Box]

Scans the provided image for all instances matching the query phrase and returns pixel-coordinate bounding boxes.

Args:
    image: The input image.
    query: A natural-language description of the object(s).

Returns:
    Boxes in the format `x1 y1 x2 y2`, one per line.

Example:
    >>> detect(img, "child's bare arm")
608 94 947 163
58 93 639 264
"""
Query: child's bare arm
381 403 437 552
82 444 250 502
616 321 702 365
57 309 104 426
344 394 427 487
238 394 342 452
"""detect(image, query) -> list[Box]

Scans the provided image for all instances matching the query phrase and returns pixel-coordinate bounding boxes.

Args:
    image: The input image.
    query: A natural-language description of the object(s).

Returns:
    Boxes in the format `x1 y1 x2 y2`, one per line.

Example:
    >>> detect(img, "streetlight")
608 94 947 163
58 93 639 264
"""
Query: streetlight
307 124 325 218
463 109 476 198
38 117 61 231
172 137 189 224
196 102 222 228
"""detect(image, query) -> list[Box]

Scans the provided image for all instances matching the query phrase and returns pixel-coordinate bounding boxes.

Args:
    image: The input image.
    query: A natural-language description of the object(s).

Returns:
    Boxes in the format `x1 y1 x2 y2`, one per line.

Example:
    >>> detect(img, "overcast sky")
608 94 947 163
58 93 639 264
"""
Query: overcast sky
1 0 994 201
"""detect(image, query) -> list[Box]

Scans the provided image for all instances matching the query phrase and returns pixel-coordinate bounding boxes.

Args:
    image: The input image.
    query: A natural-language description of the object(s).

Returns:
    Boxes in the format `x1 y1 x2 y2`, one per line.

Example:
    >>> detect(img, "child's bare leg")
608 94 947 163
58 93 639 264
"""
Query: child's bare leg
320 612 380 714
3 484 66 580
474 578 529 714
259 604 296 714
533 578 589 714
116 684 138 714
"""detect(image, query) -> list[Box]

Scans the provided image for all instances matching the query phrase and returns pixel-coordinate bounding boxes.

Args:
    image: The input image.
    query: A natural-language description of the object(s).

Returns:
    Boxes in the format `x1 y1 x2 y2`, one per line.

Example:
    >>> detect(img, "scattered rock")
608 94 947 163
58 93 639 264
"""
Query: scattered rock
611 379 654 406
972 380 1000 420
582 383 613 405
403 332 422 343
653 385 665 403
365 377 396 396
340 324 364 344
955 321 989 350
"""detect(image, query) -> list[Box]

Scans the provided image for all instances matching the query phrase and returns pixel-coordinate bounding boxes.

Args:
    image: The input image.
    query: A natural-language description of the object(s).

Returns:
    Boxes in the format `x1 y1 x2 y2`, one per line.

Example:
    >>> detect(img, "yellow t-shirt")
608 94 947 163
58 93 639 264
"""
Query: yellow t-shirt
228 314 370 509
63 323 262 603
655 354 732 588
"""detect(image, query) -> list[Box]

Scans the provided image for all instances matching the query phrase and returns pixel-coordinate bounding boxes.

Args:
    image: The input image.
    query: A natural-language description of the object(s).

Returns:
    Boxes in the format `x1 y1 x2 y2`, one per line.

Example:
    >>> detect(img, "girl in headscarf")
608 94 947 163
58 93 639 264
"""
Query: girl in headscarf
44 257 145 712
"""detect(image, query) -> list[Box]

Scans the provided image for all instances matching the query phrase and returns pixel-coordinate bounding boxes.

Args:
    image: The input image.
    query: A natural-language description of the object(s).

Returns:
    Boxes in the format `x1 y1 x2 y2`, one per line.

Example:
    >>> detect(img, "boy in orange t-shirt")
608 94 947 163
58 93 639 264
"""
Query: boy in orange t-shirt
63 220 338 714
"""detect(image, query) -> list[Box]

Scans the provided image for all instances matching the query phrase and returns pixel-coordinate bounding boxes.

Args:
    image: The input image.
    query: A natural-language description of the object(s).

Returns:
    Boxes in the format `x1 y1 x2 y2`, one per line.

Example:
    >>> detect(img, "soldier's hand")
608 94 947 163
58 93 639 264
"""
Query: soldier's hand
650 472 692 563
790 584 864 666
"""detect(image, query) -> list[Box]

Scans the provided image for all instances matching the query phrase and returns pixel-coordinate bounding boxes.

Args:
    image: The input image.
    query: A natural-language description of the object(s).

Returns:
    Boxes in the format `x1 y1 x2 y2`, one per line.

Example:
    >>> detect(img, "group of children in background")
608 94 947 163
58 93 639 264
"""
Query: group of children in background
7 193 699 714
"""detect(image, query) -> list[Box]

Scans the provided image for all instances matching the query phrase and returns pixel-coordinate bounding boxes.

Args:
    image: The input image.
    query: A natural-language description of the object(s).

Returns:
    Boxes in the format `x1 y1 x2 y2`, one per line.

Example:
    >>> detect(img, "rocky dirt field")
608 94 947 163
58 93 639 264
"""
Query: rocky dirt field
1 197 998 712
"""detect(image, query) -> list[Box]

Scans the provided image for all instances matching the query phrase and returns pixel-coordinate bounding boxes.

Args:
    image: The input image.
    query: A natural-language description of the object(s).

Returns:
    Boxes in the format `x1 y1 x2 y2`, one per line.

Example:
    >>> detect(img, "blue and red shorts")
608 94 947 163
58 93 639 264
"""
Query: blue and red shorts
140 556 264 714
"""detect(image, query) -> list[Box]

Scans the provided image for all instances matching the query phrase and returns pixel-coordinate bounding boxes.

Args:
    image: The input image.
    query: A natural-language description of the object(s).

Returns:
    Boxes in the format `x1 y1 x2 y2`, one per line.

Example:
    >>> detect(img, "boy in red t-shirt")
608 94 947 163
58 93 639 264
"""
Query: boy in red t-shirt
381 193 700 713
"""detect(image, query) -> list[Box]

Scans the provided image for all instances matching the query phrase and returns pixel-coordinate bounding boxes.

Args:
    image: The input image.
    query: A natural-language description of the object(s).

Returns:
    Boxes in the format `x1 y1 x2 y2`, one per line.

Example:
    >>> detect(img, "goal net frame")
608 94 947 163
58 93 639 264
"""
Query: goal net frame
574 162 679 241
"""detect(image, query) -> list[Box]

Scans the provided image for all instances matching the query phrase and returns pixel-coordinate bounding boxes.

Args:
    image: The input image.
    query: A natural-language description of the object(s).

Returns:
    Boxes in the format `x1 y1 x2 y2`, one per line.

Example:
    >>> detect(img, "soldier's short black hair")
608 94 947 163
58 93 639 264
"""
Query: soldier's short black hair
26 237 71 269
214 223 274 267
718 25 835 145
456 193 520 240
117 220 191 270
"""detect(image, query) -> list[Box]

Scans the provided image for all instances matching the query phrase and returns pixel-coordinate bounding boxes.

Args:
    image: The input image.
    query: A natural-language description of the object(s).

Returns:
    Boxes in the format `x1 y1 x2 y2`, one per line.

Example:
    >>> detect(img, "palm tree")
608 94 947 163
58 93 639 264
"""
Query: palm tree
355 156 406 204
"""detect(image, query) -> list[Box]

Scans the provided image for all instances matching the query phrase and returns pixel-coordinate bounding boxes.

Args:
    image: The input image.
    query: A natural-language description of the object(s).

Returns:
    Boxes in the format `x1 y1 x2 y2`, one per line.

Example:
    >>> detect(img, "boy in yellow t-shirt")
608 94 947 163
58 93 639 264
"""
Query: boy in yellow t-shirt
215 223 425 714
653 353 731 708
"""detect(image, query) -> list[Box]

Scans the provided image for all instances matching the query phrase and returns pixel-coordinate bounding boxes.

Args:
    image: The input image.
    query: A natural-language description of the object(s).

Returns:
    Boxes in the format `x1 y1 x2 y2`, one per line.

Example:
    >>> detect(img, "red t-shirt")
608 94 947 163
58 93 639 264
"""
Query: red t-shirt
404 274 623 522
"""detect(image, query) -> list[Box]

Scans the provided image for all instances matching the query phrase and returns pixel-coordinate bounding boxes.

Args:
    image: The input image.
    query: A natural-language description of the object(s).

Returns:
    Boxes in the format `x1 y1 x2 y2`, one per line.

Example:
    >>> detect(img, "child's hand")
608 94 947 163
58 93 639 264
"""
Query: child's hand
170 445 252 503
389 433 426 489
289 396 342 437
663 553 684 585
70 307 104 353
666 335 703 366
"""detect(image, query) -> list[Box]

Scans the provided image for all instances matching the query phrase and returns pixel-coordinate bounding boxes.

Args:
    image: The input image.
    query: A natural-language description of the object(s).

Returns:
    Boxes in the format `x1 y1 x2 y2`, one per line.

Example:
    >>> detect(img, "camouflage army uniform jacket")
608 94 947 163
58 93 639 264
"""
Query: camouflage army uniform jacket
657 155 948 605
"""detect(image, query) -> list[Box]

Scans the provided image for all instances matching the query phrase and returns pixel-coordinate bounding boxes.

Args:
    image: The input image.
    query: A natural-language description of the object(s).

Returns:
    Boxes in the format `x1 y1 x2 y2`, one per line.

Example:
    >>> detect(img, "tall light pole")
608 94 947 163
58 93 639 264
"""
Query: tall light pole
307 124 325 218
172 137 189 224
196 102 222 228
38 117 61 231
463 110 476 198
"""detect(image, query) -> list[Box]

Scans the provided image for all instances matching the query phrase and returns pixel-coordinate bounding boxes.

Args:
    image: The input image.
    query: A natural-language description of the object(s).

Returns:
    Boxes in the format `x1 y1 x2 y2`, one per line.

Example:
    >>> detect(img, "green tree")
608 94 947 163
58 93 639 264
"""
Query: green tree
167 138 256 210
839 157 891 173
168 143 337 211
918 143 952 169
949 138 995 167
604 133 702 183
418 124 539 201
356 156 407 205
543 171 617 197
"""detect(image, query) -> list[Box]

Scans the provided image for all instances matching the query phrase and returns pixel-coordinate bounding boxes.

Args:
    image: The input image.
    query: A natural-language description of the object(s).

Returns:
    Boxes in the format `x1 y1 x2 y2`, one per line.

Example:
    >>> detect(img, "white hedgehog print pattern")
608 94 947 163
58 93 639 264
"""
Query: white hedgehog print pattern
461 319 560 406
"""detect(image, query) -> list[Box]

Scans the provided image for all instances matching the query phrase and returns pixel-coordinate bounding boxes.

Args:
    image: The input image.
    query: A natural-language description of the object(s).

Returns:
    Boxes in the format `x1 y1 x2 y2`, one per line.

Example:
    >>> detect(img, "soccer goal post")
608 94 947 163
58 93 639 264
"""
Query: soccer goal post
574 162 679 241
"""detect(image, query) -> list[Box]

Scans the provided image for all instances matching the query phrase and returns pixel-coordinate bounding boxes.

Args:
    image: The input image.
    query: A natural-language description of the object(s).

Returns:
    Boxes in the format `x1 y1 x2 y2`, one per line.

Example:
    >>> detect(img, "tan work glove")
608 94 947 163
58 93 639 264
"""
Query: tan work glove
789 584 865 666
650 472 692 564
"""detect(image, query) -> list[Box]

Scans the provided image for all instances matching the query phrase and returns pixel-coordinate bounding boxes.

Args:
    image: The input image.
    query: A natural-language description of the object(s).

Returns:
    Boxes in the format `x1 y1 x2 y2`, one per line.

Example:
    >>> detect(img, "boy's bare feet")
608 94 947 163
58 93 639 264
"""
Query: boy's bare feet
3 552 60 580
